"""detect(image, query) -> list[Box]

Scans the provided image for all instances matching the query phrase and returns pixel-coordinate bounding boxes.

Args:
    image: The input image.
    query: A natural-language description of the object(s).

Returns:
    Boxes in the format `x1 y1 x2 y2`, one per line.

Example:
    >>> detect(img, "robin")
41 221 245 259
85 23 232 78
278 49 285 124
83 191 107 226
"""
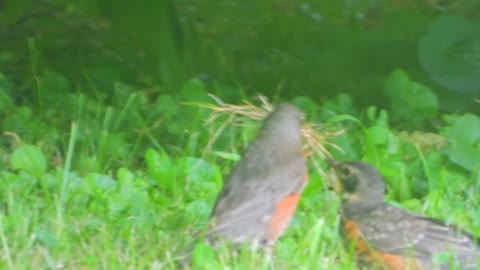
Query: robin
329 160 479 270
206 103 308 249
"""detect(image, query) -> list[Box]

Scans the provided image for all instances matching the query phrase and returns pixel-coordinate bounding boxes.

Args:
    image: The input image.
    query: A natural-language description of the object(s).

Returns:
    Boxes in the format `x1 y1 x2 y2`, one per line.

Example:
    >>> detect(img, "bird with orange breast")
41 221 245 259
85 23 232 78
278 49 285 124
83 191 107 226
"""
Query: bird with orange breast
329 160 480 269
206 103 308 249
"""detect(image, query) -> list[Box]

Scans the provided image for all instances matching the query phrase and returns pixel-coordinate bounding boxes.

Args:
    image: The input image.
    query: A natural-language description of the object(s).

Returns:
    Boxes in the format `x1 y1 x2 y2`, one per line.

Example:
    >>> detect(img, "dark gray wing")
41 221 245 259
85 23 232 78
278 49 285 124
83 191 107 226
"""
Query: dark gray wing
208 154 306 241
358 205 479 269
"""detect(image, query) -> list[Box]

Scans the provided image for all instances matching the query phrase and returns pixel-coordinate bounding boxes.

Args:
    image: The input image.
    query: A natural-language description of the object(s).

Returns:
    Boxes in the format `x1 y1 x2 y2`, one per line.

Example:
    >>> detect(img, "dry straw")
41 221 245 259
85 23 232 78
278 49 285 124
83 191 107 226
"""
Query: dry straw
189 94 343 181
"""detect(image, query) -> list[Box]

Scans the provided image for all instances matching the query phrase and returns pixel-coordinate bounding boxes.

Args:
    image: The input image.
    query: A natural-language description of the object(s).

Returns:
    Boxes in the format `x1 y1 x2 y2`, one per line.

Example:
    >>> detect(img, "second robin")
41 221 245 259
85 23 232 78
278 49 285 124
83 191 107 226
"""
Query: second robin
206 103 308 249
329 160 479 270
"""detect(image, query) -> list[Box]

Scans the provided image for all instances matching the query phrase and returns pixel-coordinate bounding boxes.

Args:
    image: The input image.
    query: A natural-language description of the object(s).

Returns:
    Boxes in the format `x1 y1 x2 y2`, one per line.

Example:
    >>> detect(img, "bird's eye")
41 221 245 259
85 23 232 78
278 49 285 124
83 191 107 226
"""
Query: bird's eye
338 166 352 178
336 165 358 193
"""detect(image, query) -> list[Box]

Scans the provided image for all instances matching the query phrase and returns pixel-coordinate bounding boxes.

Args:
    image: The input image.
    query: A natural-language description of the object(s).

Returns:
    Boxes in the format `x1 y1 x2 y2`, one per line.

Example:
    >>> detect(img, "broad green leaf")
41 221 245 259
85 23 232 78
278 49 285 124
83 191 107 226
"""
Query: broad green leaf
441 114 480 171
117 167 134 185
192 242 216 267
445 146 480 172
145 148 175 181
418 15 480 93
384 69 438 127
367 125 389 145
10 145 47 177
155 94 177 114
176 157 215 184
181 79 211 102
293 96 316 115
83 173 117 196
442 114 480 146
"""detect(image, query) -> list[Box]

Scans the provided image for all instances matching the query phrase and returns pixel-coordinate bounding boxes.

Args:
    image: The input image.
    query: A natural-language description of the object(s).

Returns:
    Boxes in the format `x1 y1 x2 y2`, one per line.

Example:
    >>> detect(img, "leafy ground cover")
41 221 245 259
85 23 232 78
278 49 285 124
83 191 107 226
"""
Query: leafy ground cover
1 69 479 269
1 1 479 269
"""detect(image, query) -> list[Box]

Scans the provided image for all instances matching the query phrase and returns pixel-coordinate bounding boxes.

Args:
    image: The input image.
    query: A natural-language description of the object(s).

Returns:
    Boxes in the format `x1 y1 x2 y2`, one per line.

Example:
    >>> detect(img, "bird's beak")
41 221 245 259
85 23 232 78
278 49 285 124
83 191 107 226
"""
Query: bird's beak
326 159 343 193
326 159 341 168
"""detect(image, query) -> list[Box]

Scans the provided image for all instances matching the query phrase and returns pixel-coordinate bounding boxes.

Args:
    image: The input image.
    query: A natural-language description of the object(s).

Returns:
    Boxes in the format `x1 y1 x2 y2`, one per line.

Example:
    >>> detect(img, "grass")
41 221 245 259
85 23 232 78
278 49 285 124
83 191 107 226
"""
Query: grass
0 70 479 269
1 2 479 268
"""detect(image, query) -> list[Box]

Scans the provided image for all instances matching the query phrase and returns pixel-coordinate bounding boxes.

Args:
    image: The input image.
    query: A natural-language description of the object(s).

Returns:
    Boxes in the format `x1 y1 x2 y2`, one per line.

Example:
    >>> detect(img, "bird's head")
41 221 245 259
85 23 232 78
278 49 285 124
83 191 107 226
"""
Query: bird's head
328 160 386 209
258 103 305 145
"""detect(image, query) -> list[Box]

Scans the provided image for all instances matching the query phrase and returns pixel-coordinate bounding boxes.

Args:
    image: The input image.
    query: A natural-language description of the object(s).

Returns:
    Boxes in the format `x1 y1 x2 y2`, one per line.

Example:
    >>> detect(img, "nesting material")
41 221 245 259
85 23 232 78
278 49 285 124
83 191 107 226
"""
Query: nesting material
190 94 343 182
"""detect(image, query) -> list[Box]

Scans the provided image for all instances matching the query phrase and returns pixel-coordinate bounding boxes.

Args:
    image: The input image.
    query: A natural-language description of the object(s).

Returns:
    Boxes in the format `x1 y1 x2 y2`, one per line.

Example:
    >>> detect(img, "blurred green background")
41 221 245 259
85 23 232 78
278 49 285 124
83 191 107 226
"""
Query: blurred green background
1 0 479 112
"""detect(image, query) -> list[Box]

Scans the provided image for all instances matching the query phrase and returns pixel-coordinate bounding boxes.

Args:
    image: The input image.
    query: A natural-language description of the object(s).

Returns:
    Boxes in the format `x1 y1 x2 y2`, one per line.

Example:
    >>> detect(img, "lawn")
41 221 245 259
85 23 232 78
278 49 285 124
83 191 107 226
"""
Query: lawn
0 1 479 269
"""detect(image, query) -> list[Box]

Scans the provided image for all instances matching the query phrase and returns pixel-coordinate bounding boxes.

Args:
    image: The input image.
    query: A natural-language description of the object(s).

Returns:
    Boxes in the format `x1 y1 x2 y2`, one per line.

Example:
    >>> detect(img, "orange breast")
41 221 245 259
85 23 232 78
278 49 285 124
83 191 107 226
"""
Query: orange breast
266 171 309 240
267 193 301 240
343 220 423 270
